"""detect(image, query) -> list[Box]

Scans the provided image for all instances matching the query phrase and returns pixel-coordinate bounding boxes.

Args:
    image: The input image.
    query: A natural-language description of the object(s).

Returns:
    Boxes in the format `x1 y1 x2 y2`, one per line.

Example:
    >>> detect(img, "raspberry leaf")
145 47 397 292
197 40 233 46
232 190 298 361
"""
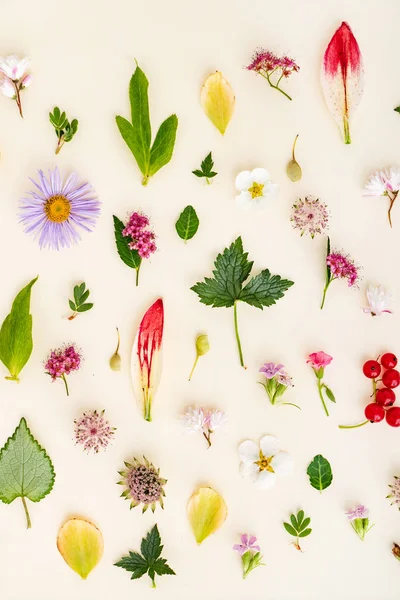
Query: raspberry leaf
307 454 333 491
175 205 199 242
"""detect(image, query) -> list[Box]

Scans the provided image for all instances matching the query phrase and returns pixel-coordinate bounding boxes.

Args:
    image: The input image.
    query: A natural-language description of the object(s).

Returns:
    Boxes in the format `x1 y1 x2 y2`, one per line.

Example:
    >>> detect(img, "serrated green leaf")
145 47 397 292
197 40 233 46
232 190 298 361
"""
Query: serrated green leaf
239 269 294 309
192 169 205 178
113 216 141 271
0 277 37 381
69 300 76 311
141 524 162 563
283 522 297 537
307 454 333 491
175 206 199 242
299 517 311 531
299 528 312 538
290 514 299 531
324 385 336 403
115 552 148 578
297 510 304 526
201 152 213 174
149 114 178 177
0 417 55 528
153 558 176 576
77 303 93 313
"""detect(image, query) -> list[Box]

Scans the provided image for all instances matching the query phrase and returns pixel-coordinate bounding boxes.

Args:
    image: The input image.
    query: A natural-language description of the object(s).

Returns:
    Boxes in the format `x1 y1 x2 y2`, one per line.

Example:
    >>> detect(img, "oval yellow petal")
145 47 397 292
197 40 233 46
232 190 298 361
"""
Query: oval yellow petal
187 486 227 544
200 72 235 135
57 518 104 579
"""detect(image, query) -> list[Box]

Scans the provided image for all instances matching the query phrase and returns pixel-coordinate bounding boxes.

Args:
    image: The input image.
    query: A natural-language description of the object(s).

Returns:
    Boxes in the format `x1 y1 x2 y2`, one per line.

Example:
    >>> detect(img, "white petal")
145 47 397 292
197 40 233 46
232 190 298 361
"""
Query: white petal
236 192 252 209
259 435 279 457
251 197 268 211
235 171 252 191
261 183 279 200
271 451 294 476
238 439 259 463
254 470 276 489
250 168 270 184
239 461 259 482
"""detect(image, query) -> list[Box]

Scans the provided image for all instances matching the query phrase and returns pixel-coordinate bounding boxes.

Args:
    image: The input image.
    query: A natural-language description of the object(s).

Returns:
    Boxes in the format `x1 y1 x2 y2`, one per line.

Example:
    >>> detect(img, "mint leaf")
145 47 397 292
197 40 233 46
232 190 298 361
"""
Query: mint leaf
116 64 177 185
113 215 141 271
307 455 333 491
115 525 175 588
175 205 199 241
191 237 293 366
192 152 218 182
0 277 37 381
0 417 55 528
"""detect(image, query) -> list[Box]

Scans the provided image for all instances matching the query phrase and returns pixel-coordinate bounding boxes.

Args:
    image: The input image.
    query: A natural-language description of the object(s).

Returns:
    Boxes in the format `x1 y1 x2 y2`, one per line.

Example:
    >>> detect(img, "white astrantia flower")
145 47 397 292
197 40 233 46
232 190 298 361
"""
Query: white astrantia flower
238 435 294 490
363 284 392 316
0 55 30 81
235 168 279 210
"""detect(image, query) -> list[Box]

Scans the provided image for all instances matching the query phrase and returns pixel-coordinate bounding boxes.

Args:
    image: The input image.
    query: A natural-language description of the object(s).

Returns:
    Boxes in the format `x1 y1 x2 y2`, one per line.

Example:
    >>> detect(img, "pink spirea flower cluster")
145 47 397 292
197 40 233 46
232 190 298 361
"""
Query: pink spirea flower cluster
291 195 329 238
122 212 156 259
247 49 300 77
74 409 115 453
326 251 360 287
45 345 81 379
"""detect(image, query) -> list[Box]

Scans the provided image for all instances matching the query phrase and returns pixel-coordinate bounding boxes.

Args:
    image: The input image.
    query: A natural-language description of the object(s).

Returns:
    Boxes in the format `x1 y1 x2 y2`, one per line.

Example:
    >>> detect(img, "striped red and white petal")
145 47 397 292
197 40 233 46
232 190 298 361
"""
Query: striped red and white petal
321 21 364 144
131 298 164 422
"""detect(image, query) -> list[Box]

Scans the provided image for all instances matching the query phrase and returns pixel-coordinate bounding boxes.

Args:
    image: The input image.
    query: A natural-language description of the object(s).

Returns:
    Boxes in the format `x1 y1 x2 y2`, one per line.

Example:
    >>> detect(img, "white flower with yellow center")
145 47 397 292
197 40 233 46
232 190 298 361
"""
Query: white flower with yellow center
235 168 279 210
238 435 293 489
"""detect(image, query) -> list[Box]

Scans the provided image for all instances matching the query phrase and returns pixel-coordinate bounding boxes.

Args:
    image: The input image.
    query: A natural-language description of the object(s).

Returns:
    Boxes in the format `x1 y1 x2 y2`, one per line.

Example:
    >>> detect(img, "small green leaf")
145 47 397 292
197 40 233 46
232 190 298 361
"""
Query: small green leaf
141 524 162 563
116 116 149 176
175 206 199 241
79 290 90 304
394 106 400 114
299 528 312 538
193 152 218 180
239 270 294 309
297 510 304 526
73 285 81 305
283 522 297 537
299 517 311 531
192 169 205 178
69 300 76 311
290 514 299 531
307 454 333 491
77 303 94 313
324 385 336 403
153 558 176 576
149 114 178 177
113 215 141 271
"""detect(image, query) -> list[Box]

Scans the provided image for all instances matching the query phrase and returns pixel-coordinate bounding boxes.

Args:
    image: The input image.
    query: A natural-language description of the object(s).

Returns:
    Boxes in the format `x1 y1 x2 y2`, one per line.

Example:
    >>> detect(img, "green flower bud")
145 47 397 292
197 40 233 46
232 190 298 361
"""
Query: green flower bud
196 334 210 356
110 328 121 372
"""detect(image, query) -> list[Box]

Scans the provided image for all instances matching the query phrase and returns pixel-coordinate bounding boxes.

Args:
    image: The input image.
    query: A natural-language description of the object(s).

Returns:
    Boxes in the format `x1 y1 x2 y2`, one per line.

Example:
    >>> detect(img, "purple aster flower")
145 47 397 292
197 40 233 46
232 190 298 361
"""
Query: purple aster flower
19 168 100 250
233 534 260 555
259 363 284 379
346 505 369 520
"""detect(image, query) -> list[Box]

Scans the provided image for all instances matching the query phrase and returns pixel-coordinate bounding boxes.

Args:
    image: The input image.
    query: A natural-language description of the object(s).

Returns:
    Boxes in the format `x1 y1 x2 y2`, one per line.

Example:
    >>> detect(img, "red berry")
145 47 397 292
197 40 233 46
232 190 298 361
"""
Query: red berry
363 360 381 379
382 369 400 389
375 387 396 407
381 353 398 369
385 406 400 427
364 403 385 422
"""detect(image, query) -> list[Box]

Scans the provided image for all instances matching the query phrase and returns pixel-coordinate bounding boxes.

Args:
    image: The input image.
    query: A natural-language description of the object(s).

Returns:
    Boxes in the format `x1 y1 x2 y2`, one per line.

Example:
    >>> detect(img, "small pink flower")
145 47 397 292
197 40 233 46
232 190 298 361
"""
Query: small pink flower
45 344 82 396
122 211 157 259
74 409 115 453
307 351 333 368
246 49 299 101
259 362 284 379
233 534 260 555
346 505 369 521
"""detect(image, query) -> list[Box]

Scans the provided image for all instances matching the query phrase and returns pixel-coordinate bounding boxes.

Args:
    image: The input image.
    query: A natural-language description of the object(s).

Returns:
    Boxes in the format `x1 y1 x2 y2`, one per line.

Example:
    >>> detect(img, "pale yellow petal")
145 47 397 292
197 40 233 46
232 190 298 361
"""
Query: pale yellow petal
187 486 227 544
57 518 103 579
200 71 235 135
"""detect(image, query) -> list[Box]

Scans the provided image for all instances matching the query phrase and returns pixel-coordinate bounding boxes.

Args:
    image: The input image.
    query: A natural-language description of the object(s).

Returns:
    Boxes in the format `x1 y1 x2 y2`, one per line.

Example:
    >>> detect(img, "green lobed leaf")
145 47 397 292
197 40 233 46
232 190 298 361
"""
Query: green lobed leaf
69 300 76 311
113 216 141 271
153 558 176 576
239 269 294 309
307 454 333 491
115 552 148 579
283 522 297 537
201 152 214 175
192 169 205 178
149 114 178 177
0 277 38 381
175 205 199 241
0 417 55 526
141 525 162 563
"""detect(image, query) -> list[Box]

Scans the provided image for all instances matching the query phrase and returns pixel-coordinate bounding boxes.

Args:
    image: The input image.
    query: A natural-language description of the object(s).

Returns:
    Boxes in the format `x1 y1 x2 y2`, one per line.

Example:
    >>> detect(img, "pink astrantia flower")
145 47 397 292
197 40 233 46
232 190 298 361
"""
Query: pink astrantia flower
346 505 369 520
233 534 260 555
388 476 400 510
45 344 82 396
363 167 400 227
246 49 299 101
307 352 335 417
290 195 329 238
0 55 32 117
307 351 333 369
321 238 361 309
74 409 115 453
233 534 264 579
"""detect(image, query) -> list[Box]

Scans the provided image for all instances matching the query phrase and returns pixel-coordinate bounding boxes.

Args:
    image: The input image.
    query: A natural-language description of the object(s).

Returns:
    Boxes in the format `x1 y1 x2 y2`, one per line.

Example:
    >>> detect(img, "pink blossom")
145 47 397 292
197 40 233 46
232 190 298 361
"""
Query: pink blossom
74 409 115 453
346 505 369 521
246 49 299 101
307 351 333 368
326 251 360 287
259 363 284 379
122 211 156 259
233 534 260 555
45 344 82 396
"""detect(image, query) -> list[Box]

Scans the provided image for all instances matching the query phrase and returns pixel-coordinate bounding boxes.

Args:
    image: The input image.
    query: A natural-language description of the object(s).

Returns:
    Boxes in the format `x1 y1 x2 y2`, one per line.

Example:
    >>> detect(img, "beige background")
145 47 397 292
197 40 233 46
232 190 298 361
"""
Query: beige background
0 0 400 598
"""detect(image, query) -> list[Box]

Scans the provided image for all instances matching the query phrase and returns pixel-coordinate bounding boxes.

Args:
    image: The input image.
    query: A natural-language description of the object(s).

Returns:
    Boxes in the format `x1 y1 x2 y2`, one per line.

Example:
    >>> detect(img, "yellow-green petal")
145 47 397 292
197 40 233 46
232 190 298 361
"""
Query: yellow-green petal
57 518 103 579
187 486 227 544
200 72 235 135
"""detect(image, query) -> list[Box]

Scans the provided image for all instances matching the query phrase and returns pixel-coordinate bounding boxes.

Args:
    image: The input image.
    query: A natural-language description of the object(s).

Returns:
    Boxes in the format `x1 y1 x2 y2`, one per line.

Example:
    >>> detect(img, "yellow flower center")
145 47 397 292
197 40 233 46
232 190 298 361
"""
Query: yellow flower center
254 450 274 473
44 195 71 223
248 182 264 199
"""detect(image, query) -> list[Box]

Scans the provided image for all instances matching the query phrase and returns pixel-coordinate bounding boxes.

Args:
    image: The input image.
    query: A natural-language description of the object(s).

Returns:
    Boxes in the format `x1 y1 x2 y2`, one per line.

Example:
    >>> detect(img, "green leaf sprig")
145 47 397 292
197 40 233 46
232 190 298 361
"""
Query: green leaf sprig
115 524 175 588
283 510 312 551
49 107 78 154
175 205 199 242
191 237 294 367
68 282 93 320
0 276 37 382
307 454 333 492
113 215 142 286
192 152 217 184
116 63 178 186
0 417 55 528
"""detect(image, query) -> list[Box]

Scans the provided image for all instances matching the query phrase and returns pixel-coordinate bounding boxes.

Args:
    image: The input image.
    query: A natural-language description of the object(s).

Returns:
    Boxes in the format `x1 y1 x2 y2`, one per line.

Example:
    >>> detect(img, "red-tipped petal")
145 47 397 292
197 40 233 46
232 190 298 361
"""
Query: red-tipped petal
321 22 364 144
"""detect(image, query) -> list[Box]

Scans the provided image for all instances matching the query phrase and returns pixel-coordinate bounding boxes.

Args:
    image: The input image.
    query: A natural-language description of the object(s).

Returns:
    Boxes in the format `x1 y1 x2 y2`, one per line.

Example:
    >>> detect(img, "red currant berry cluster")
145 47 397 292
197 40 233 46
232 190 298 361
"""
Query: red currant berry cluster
340 353 400 429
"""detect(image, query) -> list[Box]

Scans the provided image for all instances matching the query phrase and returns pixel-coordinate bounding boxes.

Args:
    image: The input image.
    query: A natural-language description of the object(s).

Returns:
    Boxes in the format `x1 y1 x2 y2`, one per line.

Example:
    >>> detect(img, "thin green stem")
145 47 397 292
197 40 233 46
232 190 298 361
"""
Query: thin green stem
144 391 152 422
339 420 369 429
55 136 66 155
188 355 199 381
280 402 302 410
320 279 331 309
233 301 245 368
317 379 329 417
61 373 69 397
258 72 293 100
343 115 351 144
21 496 31 529
151 578 156 588
135 264 140 287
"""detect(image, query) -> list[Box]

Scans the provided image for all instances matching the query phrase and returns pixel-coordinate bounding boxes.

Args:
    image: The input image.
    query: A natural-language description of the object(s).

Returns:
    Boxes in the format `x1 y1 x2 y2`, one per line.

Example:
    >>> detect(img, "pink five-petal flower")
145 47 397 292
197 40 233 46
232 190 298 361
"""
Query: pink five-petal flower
346 505 369 521
233 534 261 555
307 351 333 368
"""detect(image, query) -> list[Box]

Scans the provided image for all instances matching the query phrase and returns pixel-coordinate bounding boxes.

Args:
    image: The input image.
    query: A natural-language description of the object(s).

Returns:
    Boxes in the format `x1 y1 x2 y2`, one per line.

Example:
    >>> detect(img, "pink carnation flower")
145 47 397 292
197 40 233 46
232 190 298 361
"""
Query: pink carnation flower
307 352 333 368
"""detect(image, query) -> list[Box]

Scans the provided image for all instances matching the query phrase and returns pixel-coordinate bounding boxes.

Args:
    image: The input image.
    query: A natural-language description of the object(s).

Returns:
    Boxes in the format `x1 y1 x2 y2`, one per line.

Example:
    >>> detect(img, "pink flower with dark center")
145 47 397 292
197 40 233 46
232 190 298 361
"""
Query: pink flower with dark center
45 344 82 396
307 351 333 368
233 534 261 555
246 49 299 101
74 409 115 453
122 211 156 259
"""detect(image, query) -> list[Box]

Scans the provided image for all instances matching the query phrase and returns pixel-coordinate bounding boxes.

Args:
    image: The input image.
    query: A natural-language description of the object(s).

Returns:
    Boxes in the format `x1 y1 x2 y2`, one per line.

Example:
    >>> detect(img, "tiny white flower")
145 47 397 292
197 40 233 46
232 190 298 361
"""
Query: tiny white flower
182 406 206 434
0 55 30 81
206 408 228 431
363 284 392 317
0 77 15 98
387 167 400 193
363 169 391 197
238 435 294 490
235 168 279 210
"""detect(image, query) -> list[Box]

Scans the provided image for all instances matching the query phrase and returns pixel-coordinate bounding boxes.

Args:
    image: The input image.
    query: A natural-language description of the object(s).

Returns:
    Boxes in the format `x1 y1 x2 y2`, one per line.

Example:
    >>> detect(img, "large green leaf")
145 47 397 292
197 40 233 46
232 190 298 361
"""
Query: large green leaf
115 116 148 176
0 276 38 381
175 205 199 241
149 114 178 177
239 270 294 309
113 216 141 270
307 454 333 491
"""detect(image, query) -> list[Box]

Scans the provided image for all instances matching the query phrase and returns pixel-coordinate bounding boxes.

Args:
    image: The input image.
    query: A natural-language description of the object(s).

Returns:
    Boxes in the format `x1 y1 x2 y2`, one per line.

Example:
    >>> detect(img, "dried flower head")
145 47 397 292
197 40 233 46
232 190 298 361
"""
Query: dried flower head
291 195 329 238
246 49 299 101
118 457 166 513
45 344 82 396
387 476 400 510
122 211 156 259
74 409 115 453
